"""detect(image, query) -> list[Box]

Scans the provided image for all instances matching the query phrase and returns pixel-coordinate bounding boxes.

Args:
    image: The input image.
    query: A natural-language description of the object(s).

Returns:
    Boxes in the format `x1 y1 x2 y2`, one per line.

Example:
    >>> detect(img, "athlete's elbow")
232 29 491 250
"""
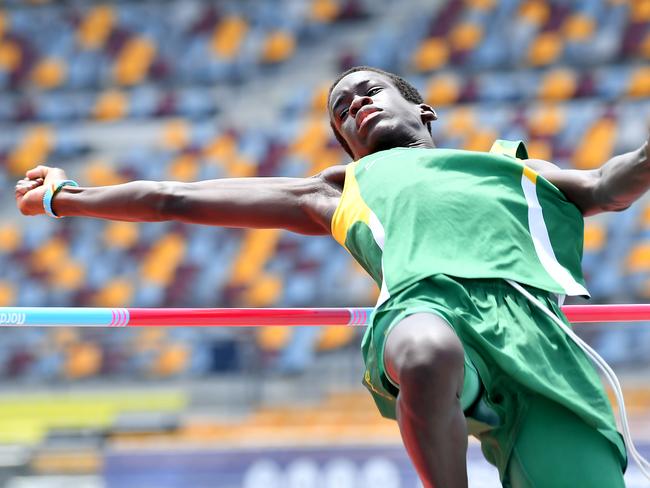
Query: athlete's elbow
594 198 631 214
585 186 631 215
574 171 626 215
156 181 189 221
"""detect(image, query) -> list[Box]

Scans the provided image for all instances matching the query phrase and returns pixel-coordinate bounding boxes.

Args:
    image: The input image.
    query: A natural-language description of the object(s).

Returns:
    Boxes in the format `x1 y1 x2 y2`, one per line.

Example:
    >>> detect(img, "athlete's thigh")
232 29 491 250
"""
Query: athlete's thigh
505 394 625 488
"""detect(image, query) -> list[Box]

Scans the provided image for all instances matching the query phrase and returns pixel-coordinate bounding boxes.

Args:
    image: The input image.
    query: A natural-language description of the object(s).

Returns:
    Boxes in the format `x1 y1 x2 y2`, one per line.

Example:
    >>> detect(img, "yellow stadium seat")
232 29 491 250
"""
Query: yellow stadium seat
179 421 231 442
52 328 79 349
290 117 329 162
104 221 139 249
169 153 199 182
445 107 476 137
528 103 565 137
310 146 344 174
203 134 238 163
0 224 22 253
64 342 102 379
160 119 190 150
31 450 102 475
93 89 128 121
0 281 16 306
132 329 166 356
93 278 134 307
526 139 552 161
77 5 115 50
311 83 330 113
528 32 563 66
211 16 248 59
463 129 498 152
152 344 189 377
242 272 283 306
316 326 355 351
562 13 595 41
0 40 21 72
641 32 650 59
465 0 496 9
627 243 650 273
7 125 54 176
256 326 292 352
154 233 187 266
573 118 617 169
518 0 550 26
217 392 402 444
261 31 296 64
627 66 650 98
31 237 69 273
84 159 126 186
444 107 476 137
230 229 281 286
411 37 449 72
583 222 606 252
113 36 156 85
49 260 86 291
425 74 461 107
640 205 650 229
450 22 483 52
311 0 340 22
141 233 186 286
631 0 650 22
0 11 8 39
538 68 577 100
225 155 257 178
31 57 67 89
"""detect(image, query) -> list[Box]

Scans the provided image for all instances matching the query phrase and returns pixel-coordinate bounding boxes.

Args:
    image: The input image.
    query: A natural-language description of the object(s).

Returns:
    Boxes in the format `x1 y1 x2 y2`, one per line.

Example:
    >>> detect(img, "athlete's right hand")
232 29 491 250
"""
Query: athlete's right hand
15 165 69 216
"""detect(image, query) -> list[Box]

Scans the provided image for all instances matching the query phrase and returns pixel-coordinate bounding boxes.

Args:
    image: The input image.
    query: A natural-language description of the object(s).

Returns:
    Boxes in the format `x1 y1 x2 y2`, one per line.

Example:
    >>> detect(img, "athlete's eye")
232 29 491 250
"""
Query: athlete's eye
339 108 349 120
367 87 382 96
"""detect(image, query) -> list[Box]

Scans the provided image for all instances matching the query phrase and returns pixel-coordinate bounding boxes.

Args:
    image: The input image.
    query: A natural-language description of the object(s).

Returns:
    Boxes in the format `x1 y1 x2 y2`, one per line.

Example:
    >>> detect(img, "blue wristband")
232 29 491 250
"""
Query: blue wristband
43 179 79 218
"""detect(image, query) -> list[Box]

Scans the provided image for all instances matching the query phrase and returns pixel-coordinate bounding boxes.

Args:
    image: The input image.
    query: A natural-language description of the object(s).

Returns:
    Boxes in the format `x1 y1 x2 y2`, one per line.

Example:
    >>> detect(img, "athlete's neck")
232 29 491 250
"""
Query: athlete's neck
405 138 436 150
361 138 435 159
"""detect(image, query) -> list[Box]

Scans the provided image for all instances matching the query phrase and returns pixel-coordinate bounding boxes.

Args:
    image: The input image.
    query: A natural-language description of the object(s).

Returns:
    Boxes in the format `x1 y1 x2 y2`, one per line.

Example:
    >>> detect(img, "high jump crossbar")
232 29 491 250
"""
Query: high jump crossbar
0 305 649 327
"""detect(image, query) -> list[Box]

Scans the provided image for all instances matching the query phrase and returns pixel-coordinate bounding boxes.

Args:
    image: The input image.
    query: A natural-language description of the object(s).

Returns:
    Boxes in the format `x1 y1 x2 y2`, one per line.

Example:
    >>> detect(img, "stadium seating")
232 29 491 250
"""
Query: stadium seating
0 0 648 385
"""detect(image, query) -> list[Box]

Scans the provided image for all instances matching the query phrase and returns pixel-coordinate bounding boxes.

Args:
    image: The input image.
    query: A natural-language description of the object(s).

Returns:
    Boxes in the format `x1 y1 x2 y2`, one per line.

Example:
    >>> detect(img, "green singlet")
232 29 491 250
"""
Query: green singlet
330 141 626 485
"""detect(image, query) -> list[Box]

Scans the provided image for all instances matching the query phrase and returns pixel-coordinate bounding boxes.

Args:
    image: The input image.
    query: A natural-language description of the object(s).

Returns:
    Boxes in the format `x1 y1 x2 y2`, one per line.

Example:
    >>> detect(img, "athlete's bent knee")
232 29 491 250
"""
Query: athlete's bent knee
386 316 464 390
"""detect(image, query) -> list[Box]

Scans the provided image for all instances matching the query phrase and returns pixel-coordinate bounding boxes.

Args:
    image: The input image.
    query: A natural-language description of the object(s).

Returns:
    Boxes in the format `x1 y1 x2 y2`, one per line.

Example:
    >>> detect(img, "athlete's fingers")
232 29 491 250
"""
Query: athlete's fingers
25 165 67 180
15 179 33 194
25 165 49 180
14 179 44 203
15 178 43 196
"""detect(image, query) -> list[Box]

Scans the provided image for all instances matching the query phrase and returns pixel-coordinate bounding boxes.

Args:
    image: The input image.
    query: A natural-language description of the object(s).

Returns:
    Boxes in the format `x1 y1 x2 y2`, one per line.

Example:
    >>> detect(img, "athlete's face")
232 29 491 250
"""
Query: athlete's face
328 71 437 160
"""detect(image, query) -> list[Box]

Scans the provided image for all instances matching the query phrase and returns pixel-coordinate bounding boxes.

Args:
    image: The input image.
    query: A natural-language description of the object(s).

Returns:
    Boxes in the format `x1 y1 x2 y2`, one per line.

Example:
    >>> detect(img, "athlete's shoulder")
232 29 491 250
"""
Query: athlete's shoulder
315 164 347 191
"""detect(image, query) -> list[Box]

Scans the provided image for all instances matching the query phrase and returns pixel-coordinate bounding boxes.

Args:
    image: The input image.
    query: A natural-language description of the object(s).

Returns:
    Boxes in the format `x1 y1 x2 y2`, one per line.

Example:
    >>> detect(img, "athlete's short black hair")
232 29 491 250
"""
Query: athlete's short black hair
327 65 431 158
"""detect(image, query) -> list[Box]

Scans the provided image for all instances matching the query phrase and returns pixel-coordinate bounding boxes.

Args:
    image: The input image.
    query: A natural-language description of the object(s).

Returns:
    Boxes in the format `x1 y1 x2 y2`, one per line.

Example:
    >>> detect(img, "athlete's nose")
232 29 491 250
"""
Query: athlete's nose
349 95 372 119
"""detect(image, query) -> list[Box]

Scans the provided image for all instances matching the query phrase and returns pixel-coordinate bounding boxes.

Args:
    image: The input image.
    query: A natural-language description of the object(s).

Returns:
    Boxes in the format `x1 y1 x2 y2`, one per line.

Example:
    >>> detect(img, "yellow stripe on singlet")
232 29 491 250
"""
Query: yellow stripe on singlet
523 165 538 184
489 139 538 186
330 162 371 248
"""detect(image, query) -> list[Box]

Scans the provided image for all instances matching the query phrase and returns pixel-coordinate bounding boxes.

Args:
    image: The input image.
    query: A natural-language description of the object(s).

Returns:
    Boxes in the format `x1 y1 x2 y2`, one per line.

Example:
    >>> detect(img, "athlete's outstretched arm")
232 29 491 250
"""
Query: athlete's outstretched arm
15 165 343 235
527 136 649 216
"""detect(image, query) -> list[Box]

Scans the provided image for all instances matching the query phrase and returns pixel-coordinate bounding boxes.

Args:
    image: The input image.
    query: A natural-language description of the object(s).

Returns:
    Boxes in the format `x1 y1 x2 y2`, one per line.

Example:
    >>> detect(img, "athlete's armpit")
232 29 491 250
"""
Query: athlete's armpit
525 159 601 216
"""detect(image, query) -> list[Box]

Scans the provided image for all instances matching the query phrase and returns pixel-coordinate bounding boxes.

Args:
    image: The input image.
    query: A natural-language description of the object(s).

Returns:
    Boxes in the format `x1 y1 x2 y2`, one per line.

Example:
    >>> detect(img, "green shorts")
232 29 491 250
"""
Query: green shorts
360 274 626 484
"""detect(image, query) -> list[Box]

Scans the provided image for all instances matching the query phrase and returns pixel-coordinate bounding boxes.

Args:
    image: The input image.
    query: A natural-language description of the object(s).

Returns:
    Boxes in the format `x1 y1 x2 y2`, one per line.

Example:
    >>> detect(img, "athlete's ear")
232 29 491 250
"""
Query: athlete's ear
420 104 438 124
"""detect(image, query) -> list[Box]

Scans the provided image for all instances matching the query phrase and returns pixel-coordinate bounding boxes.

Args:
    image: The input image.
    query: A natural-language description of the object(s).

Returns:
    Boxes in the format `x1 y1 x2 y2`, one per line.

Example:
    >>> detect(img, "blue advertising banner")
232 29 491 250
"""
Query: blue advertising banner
105 443 650 488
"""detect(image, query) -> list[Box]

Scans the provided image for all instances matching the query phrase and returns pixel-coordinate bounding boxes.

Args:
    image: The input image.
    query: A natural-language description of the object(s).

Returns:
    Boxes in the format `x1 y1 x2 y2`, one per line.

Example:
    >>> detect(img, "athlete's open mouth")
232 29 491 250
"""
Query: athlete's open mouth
356 106 382 131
